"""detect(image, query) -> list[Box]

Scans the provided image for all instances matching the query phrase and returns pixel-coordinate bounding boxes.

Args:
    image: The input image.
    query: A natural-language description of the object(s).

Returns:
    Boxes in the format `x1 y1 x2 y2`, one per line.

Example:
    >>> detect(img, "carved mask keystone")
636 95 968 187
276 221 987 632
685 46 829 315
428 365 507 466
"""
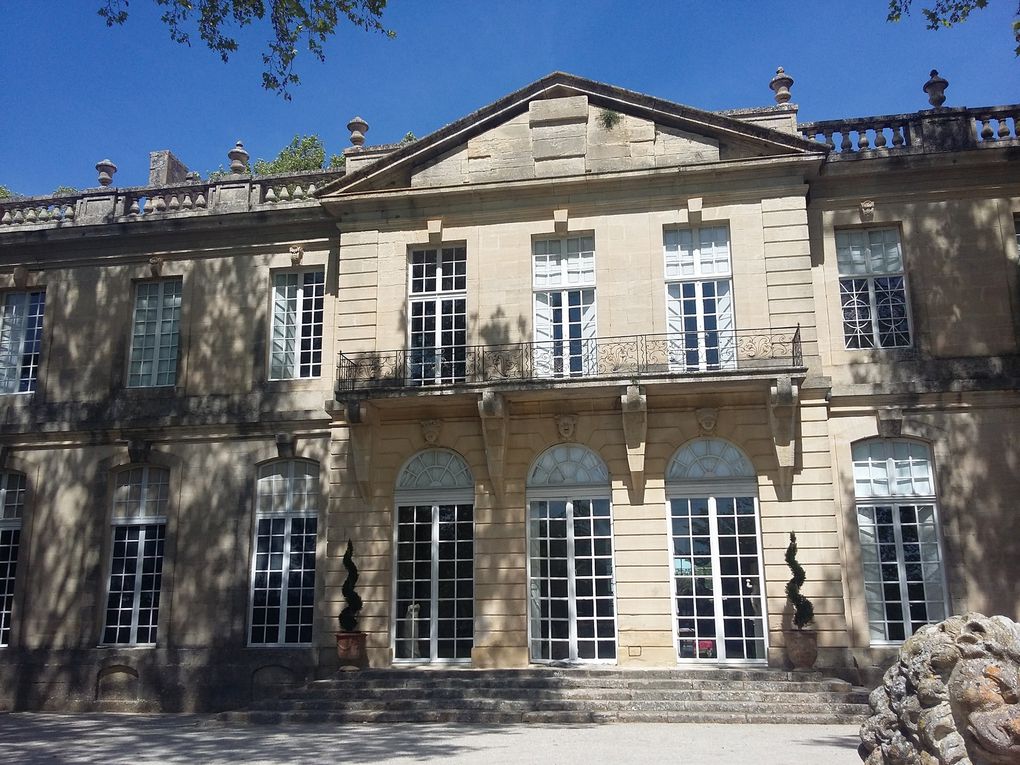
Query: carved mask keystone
555 414 577 441
421 419 442 445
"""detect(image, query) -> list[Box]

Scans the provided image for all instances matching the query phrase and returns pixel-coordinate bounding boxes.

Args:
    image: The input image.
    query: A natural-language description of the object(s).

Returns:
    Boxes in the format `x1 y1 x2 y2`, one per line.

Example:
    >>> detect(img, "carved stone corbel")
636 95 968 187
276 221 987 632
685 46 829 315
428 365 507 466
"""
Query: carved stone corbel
346 399 374 501
275 433 296 459
478 391 508 495
421 418 442 445
621 384 647 497
877 408 904 438
768 375 799 496
127 438 152 464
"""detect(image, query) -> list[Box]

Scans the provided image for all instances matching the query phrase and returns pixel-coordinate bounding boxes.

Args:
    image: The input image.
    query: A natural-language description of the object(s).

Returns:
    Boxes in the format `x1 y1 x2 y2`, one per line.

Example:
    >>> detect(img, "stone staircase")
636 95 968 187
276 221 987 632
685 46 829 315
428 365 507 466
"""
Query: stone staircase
220 668 871 724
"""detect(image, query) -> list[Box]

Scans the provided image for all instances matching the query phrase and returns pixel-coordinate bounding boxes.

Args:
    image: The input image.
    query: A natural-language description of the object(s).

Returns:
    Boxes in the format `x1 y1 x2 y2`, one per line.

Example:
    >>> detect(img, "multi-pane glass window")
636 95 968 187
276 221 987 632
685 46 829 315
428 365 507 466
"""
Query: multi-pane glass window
527 445 616 663
127 279 182 387
103 467 169 645
0 471 26 647
837 229 911 349
270 271 325 380
0 290 46 394
666 439 766 663
853 439 947 642
394 450 474 662
664 227 735 371
408 247 466 385
533 236 596 377
250 460 318 645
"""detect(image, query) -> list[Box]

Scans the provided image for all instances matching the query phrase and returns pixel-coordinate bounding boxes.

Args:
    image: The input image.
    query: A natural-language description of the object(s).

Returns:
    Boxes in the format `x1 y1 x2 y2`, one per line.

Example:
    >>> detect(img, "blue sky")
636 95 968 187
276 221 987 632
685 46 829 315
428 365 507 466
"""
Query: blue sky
2 1 1017 195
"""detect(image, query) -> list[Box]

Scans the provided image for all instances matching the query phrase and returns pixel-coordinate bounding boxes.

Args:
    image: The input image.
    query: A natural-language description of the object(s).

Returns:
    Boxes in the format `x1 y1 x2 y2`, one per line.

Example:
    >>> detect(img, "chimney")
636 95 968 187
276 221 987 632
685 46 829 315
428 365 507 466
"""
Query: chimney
148 150 191 187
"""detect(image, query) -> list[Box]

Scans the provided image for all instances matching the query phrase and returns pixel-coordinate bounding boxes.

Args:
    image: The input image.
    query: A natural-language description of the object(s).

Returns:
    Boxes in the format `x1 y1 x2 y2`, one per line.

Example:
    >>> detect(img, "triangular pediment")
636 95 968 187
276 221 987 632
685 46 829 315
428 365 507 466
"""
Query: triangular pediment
317 72 824 198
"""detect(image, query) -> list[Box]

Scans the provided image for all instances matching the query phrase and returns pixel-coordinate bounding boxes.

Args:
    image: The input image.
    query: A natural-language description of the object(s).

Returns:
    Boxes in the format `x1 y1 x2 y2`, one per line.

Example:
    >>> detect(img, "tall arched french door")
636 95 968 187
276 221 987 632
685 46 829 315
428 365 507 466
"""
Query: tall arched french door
393 449 474 663
667 438 768 663
527 444 616 663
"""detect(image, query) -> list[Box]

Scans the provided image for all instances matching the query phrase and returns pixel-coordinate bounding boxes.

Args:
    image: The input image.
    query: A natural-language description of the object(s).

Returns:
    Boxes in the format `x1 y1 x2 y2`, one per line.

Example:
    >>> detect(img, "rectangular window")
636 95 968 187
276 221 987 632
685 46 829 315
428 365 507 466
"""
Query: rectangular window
270 271 325 380
0 471 26 648
408 247 467 385
0 290 46 394
837 229 911 349
533 236 597 377
102 467 169 646
127 279 182 388
853 440 947 643
664 227 736 371
249 461 318 645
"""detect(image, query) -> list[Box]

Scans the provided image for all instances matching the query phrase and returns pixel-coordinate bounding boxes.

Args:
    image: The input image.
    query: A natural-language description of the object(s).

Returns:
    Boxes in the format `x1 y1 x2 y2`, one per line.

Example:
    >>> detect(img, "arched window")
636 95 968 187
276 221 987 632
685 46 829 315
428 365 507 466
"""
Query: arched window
665 438 766 663
852 439 947 643
249 460 319 645
103 466 170 646
394 449 474 663
0 471 26 647
527 444 615 664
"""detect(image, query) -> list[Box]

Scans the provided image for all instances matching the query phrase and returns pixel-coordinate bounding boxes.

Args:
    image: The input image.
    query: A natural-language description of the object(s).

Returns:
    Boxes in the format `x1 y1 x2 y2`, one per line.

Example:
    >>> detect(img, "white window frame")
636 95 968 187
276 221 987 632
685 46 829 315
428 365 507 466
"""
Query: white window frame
663 226 736 372
406 246 467 385
127 278 182 388
665 439 767 665
525 444 617 665
248 459 319 647
0 289 46 395
852 439 950 645
532 236 597 378
0 470 26 648
101 466 169 646
836 228 912 350
269 270 325 380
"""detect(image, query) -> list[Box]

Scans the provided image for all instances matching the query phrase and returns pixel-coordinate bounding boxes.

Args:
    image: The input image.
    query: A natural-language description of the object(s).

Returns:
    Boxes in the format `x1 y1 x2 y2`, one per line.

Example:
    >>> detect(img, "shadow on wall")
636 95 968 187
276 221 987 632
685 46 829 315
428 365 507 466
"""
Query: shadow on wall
3 242 340 711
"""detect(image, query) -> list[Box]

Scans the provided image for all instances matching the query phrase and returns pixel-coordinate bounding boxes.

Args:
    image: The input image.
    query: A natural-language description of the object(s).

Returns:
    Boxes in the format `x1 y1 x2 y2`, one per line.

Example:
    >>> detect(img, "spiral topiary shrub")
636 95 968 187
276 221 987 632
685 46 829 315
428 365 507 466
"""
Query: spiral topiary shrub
785 531 815 630
338 539 363 632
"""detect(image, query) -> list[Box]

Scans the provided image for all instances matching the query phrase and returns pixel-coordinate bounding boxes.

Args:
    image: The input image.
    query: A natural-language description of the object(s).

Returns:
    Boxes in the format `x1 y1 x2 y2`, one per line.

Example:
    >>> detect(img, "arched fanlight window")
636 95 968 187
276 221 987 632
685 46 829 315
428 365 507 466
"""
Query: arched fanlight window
527 443 609 488
666 438 754 482
851 438 947 643
664 439 766 663
249 459 319 646
103 466 171 646
526 444 614 664
0 470 26 648
394 449 474 663
397 449 473 492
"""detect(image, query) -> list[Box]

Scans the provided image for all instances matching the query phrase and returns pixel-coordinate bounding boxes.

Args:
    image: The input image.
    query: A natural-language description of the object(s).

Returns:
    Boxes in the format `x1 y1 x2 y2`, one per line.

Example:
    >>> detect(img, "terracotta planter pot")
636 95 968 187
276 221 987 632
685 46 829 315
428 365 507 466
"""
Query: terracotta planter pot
785 629 818 670
335 630 368 669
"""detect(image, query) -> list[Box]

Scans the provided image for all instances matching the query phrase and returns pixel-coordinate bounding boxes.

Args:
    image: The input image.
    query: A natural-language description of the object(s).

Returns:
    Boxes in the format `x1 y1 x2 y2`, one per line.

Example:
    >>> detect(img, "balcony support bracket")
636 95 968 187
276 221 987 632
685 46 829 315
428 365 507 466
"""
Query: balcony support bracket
768 375 799 499
621 384 647 501
347 399 374 501
478 391 508 496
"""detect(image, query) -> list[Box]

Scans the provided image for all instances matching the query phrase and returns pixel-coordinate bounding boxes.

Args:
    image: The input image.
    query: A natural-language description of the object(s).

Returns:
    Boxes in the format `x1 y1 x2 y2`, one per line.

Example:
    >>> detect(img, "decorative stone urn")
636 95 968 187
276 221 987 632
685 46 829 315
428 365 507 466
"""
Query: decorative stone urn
785 629 818 670
335 630 368 669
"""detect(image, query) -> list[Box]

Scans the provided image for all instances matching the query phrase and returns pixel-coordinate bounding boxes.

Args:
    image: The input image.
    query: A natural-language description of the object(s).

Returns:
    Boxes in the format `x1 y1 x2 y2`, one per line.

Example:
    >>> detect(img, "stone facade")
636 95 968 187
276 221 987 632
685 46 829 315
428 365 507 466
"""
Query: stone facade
0 72 1017 711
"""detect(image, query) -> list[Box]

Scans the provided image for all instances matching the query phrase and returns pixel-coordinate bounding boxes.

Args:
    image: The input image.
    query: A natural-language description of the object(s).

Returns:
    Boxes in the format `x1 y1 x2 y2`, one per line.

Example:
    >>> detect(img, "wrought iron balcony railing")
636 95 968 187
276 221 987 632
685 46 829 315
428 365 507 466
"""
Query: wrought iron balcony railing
337 327 801 393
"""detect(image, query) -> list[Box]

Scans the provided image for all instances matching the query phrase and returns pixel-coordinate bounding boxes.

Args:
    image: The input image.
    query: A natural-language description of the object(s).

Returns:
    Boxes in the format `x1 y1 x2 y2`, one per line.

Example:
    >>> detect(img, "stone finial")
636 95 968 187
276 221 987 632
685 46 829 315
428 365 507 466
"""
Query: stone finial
769 67 794 104
228 141 249 173
95 159 117 187
347 116 369 147
923 69 948 108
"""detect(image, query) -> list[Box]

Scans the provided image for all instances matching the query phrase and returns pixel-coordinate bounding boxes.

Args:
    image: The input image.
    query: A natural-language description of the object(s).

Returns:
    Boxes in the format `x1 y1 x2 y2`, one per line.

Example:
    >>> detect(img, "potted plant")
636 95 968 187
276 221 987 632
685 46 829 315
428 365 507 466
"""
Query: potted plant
335 539 368 669
784 531 817 669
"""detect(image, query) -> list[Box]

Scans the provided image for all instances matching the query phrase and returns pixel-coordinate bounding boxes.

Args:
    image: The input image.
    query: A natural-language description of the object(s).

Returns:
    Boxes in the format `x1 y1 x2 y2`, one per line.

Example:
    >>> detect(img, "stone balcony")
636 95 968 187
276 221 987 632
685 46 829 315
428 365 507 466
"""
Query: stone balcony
336 327 804 397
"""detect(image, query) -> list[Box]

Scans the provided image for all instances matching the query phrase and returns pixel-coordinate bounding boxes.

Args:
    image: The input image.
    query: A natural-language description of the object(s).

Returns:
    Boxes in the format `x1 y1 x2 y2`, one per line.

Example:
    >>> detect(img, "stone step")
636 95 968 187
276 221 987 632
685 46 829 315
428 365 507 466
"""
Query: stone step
265 687 864 705
220 708 869 725
252 696 870 716
221 668 869 726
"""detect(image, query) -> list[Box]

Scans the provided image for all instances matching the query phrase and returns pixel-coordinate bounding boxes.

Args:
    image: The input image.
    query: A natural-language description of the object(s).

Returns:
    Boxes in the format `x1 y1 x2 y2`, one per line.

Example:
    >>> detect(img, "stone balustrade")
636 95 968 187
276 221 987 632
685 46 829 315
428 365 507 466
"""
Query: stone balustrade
0 169 345 231
0 194 80 226
800 105 1018 158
